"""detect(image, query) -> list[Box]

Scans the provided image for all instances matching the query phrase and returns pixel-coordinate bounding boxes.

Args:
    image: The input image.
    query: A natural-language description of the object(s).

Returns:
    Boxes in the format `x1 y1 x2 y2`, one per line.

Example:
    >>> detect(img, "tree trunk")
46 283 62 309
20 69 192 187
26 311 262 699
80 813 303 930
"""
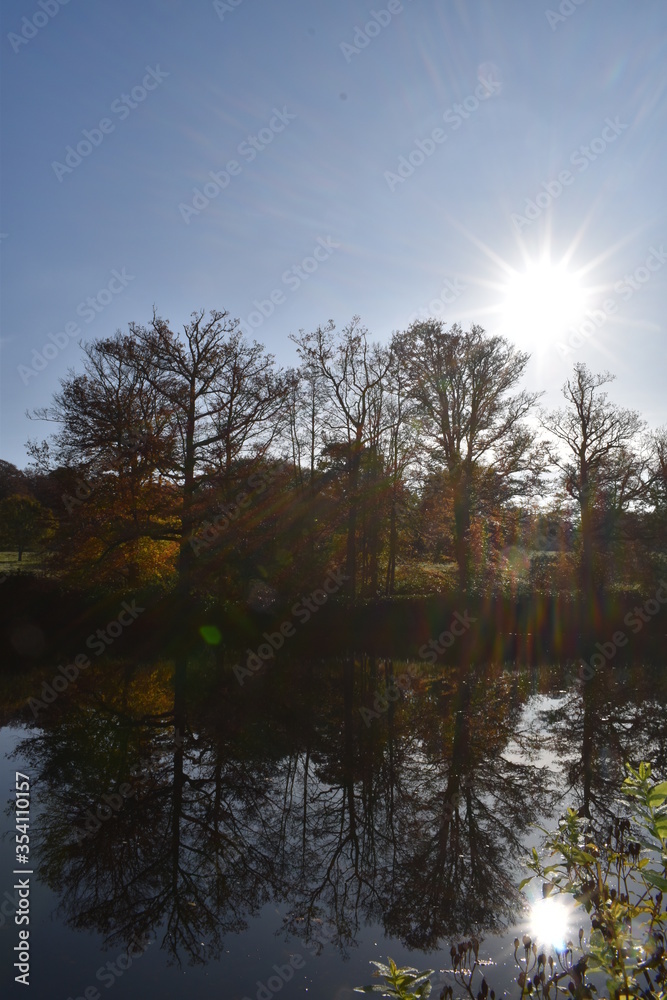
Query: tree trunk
346 444 361 599
385 487 397 595
452 469 471 592
178 385 197 598
579 467 595 604
580 679 594 818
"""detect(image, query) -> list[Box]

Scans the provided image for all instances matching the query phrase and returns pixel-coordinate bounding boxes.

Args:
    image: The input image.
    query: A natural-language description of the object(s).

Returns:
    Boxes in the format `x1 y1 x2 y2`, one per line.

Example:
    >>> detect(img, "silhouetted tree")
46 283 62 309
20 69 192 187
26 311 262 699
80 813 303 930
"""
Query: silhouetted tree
541 364 646 597
291 319 391 598
394 322 548 591
0 493 56 561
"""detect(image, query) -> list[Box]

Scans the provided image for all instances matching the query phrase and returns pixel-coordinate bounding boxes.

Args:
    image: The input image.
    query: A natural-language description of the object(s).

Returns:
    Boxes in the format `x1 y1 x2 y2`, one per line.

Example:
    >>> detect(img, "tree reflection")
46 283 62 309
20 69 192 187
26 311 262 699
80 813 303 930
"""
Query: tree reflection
15 660 279 966
536 662 667 824
7 653 664 968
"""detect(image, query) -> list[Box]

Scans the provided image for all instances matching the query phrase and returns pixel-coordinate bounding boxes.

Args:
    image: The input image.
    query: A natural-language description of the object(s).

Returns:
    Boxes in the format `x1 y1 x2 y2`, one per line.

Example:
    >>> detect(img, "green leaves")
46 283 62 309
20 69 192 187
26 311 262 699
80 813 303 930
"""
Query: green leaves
643 869 667 892
354 959 435 999
521 761 667 999
648 781 667 808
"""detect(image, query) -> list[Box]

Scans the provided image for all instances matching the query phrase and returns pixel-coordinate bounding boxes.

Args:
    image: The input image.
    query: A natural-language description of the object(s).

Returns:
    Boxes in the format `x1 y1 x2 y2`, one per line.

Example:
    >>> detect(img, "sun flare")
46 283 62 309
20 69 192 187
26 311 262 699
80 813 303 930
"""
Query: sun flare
501 260 587 345
528 896 574 952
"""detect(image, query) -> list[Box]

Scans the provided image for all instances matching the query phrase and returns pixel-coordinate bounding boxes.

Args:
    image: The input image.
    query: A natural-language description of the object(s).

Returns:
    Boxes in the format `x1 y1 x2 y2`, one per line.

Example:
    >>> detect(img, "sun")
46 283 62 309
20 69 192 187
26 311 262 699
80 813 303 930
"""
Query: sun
500 259 587 346
432 217 622 365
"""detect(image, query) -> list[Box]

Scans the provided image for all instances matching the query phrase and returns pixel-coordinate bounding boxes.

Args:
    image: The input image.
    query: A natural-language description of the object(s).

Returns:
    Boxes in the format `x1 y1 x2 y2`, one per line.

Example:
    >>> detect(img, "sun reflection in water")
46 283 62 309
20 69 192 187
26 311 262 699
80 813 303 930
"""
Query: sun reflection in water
528 895 574 952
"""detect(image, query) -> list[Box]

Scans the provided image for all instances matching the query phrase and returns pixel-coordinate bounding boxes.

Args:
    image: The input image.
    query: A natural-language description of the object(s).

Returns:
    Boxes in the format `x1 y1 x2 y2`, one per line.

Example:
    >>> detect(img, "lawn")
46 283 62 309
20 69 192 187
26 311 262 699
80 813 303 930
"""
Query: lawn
0 550 45 574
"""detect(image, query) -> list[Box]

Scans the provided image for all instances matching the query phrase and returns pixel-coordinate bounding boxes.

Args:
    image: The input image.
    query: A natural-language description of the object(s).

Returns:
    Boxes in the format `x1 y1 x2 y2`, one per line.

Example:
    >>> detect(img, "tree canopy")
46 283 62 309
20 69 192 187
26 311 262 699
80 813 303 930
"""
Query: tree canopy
11 310 663 601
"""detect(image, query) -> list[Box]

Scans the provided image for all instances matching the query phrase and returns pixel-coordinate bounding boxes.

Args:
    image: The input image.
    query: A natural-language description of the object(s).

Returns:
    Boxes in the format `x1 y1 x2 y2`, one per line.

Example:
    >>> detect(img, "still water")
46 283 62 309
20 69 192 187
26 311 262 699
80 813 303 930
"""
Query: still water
1 655 665 999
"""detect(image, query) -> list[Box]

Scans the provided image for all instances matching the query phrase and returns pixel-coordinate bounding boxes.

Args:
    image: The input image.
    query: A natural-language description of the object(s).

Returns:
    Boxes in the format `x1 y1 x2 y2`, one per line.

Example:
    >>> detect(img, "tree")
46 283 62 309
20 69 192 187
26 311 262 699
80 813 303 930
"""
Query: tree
393 322 547 592
381 356 419 594
29 330 181 588
643 425 667 559
541 364 646 596
291 319 392 598
29 309 289 594
0 460 28 501
285 360 328 490
0 493 56 561
128 309 290 594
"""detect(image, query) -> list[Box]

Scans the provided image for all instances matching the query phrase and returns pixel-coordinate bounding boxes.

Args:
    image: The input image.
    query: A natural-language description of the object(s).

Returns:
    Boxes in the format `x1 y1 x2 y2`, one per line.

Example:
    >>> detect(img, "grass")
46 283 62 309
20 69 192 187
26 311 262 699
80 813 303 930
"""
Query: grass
392 560 458 594
0 550 45 574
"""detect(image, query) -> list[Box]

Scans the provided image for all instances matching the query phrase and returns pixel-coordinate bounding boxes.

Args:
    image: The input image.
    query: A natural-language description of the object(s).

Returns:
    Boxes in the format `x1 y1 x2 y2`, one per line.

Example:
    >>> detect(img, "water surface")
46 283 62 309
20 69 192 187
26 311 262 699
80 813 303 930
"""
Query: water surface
1 655 665 999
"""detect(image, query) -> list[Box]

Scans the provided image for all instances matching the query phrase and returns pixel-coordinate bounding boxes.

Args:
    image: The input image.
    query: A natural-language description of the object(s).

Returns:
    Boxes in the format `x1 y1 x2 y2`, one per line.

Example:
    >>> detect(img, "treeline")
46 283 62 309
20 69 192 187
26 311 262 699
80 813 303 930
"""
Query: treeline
1 309 666 603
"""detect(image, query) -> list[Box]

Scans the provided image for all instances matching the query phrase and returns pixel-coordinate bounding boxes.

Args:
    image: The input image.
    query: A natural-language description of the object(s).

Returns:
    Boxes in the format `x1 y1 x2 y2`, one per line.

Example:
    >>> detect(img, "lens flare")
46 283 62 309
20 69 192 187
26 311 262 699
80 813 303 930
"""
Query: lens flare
199 625 222 645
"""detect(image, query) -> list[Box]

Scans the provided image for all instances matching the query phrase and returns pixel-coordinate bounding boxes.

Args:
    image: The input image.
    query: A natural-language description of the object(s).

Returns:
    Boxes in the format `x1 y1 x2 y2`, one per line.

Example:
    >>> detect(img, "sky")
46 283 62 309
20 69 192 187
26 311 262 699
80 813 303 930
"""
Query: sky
1 0 666 469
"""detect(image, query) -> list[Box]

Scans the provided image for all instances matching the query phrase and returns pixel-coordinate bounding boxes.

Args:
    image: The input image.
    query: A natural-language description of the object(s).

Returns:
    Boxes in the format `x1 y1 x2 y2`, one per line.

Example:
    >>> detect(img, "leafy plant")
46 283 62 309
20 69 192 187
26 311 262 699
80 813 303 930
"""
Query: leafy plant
354 958 434 998
356 762 667 1000
520 761 667 999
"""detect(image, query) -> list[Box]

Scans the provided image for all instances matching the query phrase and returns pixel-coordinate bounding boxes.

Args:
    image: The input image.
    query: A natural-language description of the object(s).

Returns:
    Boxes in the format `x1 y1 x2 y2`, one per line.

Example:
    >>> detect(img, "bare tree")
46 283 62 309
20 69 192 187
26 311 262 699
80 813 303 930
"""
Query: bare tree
645 426 667 549
291 318 392 598
381 353 420 594
540 364 646 596
29 310 288 594
129 309 289 593
284 360 328 489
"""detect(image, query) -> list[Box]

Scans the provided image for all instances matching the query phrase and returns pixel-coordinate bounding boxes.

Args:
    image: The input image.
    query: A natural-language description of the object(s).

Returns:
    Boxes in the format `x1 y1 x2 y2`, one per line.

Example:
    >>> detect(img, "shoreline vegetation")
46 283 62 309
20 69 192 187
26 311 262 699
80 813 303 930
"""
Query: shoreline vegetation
1 571 665 672
0 319 665 646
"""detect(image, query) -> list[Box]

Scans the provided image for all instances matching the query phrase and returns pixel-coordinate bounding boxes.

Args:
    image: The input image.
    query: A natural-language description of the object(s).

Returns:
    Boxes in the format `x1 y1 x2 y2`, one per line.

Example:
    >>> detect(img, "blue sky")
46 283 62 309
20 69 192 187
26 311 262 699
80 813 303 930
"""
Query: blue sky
1 0 666 467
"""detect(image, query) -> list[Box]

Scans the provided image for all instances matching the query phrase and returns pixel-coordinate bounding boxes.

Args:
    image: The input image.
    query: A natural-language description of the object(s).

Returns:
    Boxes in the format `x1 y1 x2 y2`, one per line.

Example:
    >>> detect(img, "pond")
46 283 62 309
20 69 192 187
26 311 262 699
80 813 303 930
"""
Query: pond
1 654 665 999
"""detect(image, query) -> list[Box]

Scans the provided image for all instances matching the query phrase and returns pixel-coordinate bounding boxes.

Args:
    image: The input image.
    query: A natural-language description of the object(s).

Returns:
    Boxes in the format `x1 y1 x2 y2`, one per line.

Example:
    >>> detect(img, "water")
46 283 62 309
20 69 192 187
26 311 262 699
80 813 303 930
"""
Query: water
0 655 665 999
